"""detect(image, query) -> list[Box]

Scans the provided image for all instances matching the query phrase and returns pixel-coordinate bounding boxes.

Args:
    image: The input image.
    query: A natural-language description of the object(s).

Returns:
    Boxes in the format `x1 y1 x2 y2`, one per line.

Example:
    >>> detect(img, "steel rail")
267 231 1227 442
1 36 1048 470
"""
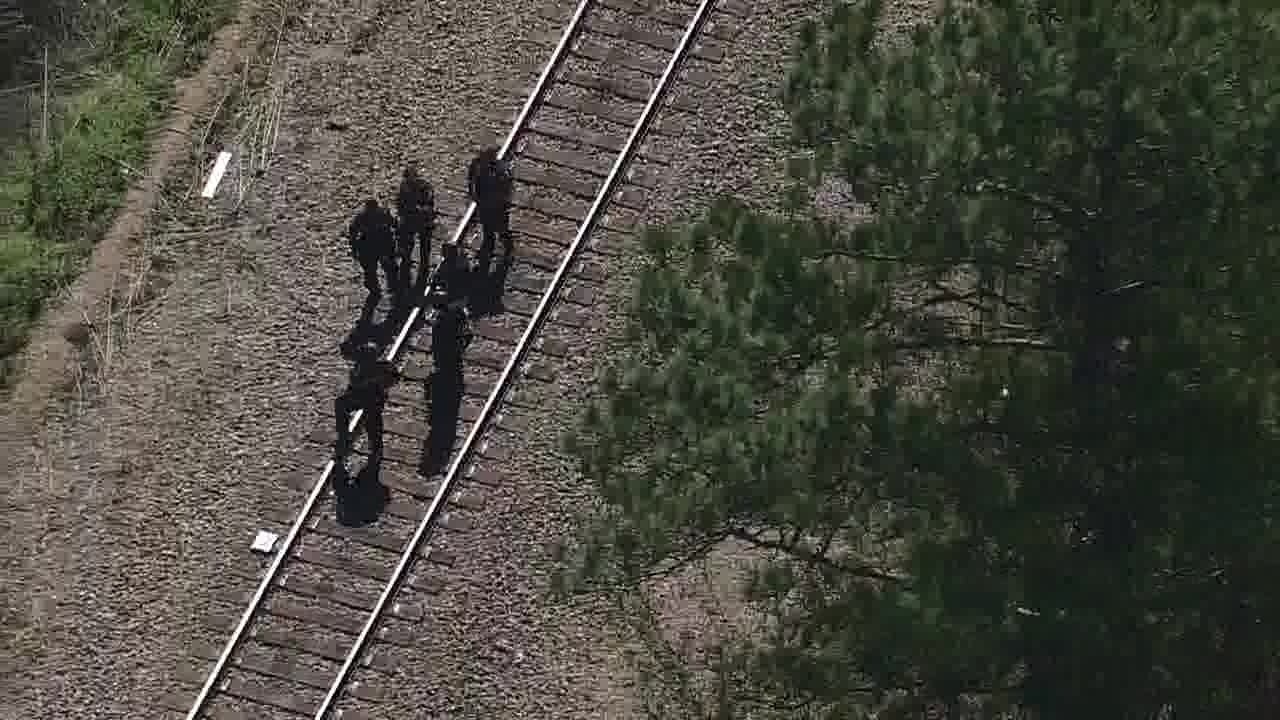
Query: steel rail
181 1 593 717
312 0 720 716
384 0 596 360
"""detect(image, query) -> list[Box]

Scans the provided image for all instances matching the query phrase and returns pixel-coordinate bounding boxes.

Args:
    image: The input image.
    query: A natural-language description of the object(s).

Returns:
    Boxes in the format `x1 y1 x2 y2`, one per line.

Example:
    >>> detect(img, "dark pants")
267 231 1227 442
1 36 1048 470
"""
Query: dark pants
395 228 414 293
418 216 434 274
360 254 398 296
435 263 470 305
334 392 384 461
397 215 432 288
476 205 511 274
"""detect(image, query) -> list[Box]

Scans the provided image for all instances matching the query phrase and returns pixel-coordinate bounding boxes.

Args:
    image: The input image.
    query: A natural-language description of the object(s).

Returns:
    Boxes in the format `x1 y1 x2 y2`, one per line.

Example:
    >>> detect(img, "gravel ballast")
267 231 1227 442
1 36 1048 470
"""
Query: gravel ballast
2 0 934 718
2 0 572 717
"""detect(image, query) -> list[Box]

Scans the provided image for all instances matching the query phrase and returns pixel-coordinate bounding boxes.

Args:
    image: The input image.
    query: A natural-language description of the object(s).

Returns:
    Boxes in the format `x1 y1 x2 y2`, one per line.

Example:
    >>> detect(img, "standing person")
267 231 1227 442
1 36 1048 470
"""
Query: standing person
466 146 514 274
333 341 397 470
422 297 472 475
435 242 472 307
396 162 436 288
431 297 473 377
348 198 398 298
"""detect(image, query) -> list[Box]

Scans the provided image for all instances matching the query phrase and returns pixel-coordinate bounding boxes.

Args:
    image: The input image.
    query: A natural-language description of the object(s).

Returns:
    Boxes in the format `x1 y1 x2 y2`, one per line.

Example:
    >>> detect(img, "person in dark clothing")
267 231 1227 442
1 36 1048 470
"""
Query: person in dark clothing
338 291 382 360
466 147 513 274
333 341 397 468
349 198 398 298
396 163 436 289
332 344 394 527
431 297 472 376
421 298 471 476
434 242 472 306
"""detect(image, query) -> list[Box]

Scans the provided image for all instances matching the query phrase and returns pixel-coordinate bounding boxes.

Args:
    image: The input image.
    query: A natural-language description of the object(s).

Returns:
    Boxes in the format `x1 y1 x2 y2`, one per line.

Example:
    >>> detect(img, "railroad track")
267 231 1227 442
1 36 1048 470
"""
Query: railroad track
162 0 749 717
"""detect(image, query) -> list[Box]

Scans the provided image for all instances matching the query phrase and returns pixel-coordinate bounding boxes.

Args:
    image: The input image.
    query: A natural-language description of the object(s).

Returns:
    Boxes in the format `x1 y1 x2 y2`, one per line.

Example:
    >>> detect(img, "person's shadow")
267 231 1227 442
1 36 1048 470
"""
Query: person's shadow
419 366 464 477
333 458 390 527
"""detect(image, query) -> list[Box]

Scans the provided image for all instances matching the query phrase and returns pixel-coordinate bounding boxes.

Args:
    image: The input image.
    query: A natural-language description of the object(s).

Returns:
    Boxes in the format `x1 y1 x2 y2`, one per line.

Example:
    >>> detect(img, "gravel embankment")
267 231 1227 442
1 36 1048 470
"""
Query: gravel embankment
1 0 572 718
2 0 935 718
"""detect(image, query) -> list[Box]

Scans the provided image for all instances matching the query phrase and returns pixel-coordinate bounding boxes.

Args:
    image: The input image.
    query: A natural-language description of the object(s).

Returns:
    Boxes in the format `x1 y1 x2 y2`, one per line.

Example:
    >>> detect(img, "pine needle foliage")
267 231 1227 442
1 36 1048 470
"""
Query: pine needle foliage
558 1 1280 718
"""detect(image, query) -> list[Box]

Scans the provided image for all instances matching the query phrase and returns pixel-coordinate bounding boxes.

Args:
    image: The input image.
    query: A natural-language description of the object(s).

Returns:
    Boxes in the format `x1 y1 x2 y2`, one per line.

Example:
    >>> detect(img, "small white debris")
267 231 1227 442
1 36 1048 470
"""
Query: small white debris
1000 386 1010 398
250 530 280 554
1014 606 1040 617
201 150 232 198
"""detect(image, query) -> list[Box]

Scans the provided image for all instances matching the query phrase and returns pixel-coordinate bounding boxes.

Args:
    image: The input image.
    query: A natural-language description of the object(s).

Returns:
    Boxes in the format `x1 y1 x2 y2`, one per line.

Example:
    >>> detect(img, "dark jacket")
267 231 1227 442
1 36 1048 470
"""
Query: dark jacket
466 149 512 211
344 357 396 409
437 248 472 303
431 303 472 369
349 205 396 260
397 173 435 222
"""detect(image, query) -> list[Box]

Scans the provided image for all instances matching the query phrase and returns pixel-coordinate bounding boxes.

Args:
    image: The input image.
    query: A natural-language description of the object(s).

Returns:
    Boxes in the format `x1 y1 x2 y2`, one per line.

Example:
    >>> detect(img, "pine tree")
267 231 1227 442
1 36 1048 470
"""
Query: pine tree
559 1 1280 718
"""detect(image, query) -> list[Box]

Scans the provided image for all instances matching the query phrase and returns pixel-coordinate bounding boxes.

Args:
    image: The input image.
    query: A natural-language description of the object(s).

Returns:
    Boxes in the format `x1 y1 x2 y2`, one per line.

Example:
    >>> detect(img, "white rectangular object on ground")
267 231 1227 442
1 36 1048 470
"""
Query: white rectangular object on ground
200 150 233 199
250 529 279 554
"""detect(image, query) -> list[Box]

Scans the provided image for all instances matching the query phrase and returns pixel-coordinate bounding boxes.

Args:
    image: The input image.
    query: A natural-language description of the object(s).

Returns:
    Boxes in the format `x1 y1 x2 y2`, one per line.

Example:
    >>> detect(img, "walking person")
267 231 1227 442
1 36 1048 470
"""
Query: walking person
396 162 436 288
466 146 514 275
435 242 473 307
348 198 398 299
333 341 397 470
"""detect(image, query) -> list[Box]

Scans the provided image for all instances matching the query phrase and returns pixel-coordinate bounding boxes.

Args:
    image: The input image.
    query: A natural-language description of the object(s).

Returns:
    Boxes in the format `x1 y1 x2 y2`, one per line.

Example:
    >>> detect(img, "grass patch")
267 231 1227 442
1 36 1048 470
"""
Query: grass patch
0 0 237 388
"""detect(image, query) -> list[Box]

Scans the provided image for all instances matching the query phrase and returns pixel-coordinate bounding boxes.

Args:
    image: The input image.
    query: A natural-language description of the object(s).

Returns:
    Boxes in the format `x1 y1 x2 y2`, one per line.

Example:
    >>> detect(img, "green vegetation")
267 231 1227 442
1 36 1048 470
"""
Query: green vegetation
559 0 1280 717
0 0 234 386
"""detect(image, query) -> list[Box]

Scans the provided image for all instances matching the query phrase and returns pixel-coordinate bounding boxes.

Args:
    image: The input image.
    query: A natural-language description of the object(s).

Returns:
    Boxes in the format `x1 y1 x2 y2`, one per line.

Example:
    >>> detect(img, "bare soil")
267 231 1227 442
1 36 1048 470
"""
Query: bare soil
0 0 571 715
0 0 263 710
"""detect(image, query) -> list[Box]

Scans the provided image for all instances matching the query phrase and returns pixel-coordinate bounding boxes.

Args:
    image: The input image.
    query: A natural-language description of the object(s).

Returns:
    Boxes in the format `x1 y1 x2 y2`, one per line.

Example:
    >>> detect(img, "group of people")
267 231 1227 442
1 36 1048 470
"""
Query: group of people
327 146 515 524
345 147 515 303
345 162 435 300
